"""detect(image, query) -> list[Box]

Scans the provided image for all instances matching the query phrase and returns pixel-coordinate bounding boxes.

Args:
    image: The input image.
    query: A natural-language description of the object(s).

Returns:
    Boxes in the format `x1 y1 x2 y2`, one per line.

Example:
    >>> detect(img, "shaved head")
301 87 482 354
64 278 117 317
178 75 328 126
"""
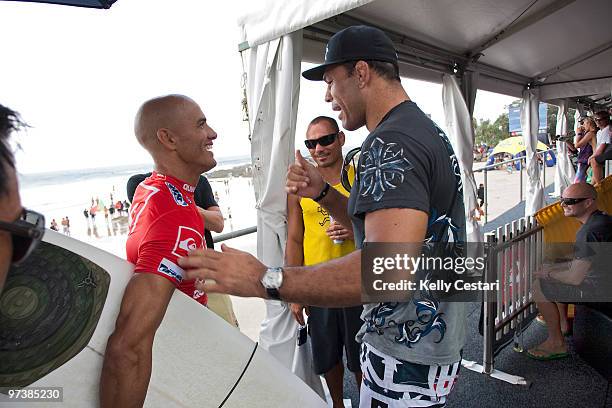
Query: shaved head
562 183 597 200
133 94 218 181
561 182 598 221
134 94 196 151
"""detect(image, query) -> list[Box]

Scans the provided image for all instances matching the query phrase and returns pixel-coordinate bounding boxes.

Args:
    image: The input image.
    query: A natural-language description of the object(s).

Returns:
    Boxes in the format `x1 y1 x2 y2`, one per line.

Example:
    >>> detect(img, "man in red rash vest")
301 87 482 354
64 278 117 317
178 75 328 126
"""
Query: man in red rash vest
126 173 208 305
100 95 217 408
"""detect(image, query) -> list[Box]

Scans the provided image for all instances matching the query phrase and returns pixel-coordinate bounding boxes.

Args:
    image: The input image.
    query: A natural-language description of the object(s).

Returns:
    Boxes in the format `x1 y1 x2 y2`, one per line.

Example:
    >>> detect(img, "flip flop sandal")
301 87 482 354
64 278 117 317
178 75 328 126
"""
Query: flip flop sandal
526 348 569 361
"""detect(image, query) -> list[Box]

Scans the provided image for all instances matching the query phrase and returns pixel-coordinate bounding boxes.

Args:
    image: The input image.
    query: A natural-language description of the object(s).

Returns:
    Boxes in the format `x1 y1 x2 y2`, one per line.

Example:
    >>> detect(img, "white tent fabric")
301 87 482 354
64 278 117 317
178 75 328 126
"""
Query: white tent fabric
553 99 575 196
575 103 587 118
240 0 612 108
441 74 483 247
238 0 374 49
244 31 324 393
521 89 545 216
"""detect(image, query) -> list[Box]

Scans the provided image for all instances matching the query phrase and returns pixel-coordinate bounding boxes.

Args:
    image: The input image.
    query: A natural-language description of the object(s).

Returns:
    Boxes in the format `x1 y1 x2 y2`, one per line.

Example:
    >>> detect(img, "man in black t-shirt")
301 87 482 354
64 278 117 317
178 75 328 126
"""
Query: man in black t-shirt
529 183 612 360
179 26 467 406
126 172 223 248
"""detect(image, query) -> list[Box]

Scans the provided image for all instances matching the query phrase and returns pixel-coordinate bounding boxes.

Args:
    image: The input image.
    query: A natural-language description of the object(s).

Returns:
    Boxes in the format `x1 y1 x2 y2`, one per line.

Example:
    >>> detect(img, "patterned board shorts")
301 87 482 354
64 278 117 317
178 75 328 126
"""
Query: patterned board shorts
359 342 460 408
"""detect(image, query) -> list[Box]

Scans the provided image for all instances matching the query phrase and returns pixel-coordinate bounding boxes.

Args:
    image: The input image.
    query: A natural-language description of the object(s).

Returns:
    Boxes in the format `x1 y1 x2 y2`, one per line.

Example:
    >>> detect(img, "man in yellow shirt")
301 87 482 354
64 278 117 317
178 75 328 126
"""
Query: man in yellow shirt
286 116 362 407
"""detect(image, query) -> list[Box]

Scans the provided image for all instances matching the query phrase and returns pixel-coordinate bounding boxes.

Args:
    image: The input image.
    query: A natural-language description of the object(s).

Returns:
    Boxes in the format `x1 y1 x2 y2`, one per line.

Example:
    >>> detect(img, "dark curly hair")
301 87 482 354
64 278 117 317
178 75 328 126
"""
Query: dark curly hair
0 104 26 196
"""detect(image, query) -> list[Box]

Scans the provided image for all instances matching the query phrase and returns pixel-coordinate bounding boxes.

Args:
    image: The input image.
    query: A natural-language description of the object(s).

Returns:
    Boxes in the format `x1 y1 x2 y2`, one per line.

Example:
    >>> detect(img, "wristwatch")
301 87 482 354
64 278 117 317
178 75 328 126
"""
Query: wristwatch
260 267 284 300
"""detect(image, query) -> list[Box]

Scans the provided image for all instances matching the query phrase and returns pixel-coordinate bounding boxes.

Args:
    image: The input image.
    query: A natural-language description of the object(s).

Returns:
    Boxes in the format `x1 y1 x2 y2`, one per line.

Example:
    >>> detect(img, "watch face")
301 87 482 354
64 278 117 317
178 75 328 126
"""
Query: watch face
262 267 282 288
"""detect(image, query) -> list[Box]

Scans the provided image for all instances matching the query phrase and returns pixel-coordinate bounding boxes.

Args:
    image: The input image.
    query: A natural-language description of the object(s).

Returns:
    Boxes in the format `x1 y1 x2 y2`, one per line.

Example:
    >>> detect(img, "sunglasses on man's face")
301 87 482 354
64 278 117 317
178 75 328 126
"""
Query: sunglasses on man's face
560 197 589 206
0 209 45 265
304 133 338 149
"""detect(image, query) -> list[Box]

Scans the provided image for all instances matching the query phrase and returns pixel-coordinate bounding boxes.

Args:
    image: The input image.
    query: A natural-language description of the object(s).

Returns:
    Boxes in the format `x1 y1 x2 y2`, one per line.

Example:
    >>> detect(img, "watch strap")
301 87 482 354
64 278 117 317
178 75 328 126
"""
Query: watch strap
266 288 281 300
313 182 330 202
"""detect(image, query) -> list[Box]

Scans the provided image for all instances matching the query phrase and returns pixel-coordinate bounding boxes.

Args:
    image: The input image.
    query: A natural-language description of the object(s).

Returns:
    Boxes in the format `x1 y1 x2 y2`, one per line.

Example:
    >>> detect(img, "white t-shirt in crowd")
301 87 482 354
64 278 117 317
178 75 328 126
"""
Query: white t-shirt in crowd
596 126 611 148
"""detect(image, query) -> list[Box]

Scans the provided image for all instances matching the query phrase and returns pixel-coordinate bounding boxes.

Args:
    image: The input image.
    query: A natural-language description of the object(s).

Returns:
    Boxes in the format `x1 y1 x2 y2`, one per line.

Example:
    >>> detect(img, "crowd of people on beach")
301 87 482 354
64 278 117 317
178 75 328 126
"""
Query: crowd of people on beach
49 216 71 235
84 195 131 222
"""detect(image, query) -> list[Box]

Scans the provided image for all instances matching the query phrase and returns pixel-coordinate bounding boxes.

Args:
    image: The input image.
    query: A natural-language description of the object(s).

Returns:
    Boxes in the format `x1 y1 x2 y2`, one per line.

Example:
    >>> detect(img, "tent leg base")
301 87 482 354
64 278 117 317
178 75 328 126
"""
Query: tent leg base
461 359 529 386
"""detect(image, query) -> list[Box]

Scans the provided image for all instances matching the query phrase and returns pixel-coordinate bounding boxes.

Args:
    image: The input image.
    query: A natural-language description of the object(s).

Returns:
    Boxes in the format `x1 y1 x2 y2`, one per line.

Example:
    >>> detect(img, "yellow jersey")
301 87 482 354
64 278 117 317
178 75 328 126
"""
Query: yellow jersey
300 166 355 266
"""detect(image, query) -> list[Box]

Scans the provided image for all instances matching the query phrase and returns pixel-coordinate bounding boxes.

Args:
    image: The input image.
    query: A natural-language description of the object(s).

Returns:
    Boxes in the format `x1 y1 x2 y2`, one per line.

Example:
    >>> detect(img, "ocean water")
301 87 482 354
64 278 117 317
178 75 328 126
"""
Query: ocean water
17 156 257 257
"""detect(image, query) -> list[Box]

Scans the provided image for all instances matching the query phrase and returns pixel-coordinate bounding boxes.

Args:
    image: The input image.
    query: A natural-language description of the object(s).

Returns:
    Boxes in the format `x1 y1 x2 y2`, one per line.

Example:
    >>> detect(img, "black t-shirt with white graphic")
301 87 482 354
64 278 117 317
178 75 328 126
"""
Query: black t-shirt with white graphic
348 100 467 365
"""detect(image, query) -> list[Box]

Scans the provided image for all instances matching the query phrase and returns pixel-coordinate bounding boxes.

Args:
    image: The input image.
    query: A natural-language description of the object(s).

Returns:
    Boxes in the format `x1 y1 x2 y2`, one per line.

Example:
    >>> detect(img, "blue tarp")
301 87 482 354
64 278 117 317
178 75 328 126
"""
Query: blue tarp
8 0 117 9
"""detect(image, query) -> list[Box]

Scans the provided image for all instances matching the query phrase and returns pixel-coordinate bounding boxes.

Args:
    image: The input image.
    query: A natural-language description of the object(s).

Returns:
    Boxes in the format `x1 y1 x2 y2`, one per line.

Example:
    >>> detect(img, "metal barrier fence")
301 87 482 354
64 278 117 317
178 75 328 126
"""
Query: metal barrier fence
213 226 257 243
474 149 555 224
481 215 543 383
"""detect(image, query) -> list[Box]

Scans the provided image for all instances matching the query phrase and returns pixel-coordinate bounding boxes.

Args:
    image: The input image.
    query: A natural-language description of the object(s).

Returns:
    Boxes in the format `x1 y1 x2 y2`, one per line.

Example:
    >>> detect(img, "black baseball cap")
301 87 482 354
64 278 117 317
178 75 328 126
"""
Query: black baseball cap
302 25 398 81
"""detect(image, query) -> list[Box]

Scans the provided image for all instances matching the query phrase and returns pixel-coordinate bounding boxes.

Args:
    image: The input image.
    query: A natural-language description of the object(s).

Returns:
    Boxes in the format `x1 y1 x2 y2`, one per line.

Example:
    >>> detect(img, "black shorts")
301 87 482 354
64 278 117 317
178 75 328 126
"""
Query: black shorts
308 305 363 375
595 144 612 164
540 280 585 303
539 279 610 303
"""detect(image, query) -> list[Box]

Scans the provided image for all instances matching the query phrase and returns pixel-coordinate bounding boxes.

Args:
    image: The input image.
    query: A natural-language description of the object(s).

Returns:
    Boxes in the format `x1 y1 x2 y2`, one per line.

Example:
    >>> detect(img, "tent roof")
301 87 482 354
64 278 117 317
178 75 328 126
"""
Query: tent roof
239 0 612 108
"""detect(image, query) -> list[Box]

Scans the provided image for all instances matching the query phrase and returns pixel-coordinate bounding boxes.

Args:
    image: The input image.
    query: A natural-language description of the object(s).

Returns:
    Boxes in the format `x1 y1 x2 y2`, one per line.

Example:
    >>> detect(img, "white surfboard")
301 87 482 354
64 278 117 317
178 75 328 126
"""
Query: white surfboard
0 230 326 407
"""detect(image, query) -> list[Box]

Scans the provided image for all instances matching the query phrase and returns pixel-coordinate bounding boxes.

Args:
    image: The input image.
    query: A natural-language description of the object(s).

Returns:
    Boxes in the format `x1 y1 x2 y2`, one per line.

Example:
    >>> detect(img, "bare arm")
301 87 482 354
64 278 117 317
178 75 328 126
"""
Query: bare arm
592 141 608 157
180 208 428 307
197 205 224 233
317 188 351 230
285 194 305 267
100 274 174 408
285 194 307 324
575 131 594 149
550 259 591 286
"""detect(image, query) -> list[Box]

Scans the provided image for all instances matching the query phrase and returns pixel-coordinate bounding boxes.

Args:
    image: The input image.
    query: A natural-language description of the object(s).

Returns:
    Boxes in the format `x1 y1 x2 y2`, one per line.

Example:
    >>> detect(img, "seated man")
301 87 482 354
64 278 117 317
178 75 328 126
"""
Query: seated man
528 183 612 360
100 95 218 407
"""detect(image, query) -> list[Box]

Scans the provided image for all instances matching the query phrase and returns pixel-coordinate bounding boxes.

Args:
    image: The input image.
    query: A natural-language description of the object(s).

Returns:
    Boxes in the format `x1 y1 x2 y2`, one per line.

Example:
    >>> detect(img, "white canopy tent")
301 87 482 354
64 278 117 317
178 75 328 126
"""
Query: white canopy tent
238 0 612 375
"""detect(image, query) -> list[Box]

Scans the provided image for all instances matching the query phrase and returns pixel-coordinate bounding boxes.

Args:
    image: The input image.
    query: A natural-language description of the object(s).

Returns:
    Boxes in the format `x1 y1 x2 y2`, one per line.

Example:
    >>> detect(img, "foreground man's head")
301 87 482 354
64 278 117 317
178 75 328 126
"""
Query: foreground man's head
0 105 25 292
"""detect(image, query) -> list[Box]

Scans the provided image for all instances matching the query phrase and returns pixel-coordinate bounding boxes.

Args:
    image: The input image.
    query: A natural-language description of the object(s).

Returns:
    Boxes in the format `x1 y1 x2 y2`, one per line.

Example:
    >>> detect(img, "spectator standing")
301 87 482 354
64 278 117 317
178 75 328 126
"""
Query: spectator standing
574 117 596 183
287 116 362 405
589 112 612 184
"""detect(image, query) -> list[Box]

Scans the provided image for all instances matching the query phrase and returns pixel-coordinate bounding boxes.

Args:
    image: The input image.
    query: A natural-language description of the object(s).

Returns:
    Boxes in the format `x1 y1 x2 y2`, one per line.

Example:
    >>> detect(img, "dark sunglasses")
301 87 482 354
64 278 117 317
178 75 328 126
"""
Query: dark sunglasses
304 133 338 149
560 197 589 206
340 147 361 192
0 209 45 265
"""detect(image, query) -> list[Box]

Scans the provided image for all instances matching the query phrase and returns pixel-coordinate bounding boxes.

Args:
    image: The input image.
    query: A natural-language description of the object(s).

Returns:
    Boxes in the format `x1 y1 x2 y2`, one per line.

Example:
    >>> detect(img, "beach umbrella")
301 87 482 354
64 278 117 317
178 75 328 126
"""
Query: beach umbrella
8 0 117 9
491 136 549 157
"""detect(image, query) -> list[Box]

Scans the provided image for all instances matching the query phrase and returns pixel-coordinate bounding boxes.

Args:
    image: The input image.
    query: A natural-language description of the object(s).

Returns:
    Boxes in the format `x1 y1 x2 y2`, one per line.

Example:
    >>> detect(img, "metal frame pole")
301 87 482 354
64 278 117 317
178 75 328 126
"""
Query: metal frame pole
483 233 496 374
542 152 546 193
520 163 523 202
484 169 488 224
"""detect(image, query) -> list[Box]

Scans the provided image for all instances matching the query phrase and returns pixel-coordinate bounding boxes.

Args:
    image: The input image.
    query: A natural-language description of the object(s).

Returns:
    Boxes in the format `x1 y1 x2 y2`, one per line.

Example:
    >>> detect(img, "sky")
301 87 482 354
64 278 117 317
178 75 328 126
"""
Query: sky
1 0 516 175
